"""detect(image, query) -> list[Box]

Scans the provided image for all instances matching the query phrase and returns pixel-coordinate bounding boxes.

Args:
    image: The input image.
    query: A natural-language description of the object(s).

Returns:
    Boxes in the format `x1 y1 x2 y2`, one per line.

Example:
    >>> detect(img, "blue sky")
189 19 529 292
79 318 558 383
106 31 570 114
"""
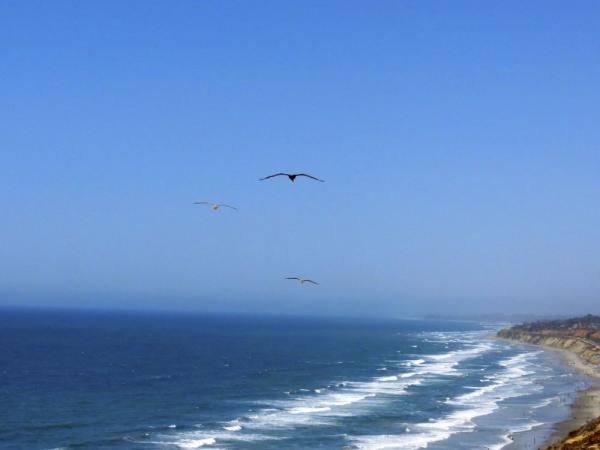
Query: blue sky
1 1 599 316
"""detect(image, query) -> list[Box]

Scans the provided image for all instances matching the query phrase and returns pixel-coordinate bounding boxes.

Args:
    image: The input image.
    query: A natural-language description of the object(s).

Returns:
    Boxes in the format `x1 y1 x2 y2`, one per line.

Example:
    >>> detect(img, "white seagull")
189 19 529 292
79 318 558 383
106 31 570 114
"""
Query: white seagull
193 202 238 211
286 277 319 285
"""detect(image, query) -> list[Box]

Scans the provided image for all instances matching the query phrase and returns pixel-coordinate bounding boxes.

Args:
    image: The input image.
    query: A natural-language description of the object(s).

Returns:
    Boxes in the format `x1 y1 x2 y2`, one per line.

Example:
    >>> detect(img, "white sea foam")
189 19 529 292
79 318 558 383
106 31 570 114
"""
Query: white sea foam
487 421 544 450
288 406 332 414
142 428 273 449
398 372 416 379
222 420 242 431
403 358 425 366
376 376 398 382
350 348 543 450
401 342 494 381
327 393 373 406
532 396 558 409
189 361 414 442
176 438 216 449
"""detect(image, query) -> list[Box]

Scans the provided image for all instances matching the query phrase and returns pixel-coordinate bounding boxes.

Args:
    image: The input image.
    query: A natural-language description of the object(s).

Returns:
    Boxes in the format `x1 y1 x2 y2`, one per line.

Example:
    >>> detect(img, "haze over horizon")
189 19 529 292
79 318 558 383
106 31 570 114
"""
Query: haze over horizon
1 1 599 317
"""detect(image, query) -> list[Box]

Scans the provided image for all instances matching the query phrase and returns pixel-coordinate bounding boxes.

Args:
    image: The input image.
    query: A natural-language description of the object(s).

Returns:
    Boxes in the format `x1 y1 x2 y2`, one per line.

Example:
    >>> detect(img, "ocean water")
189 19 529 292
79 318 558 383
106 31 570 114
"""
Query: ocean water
0 309 589 450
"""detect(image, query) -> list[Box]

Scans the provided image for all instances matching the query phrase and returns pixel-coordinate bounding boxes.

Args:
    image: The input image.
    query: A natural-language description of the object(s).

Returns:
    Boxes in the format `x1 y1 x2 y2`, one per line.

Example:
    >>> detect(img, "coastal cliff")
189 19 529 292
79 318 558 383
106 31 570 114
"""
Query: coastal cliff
497 315 600 449
545 416 600 450
496 329 600 367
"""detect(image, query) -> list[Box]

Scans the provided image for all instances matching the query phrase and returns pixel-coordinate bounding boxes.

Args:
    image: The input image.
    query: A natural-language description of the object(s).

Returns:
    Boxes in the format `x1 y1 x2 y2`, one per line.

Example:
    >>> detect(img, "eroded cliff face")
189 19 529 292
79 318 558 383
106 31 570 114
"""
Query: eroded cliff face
497 329 600 366
545 416 600 450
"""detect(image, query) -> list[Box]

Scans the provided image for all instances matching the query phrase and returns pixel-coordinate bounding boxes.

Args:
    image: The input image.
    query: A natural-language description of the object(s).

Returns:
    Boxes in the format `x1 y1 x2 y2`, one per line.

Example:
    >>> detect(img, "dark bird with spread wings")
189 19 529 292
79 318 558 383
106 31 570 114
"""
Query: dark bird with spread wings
259 173 324 183
193 202 238 211
286 277 319 285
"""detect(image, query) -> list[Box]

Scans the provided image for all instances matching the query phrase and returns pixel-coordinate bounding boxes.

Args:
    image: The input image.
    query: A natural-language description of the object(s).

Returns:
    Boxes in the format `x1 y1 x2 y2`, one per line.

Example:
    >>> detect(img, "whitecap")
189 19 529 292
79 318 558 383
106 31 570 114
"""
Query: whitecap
176 438 216 449
403 358 425 366
376 376 398 382
398 372 416 378
287 406 331 414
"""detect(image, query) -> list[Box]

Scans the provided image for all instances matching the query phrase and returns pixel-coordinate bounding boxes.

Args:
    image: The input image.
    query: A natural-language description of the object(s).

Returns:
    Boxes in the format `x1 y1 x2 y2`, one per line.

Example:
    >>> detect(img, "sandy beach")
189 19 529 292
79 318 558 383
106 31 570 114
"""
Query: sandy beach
540 347 600 447
501 342 600 450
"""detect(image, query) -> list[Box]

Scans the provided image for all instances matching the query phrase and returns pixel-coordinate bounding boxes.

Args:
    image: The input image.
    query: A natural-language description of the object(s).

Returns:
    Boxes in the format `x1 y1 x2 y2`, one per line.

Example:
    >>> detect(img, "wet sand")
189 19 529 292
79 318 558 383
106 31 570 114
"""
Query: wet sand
501 341 600 450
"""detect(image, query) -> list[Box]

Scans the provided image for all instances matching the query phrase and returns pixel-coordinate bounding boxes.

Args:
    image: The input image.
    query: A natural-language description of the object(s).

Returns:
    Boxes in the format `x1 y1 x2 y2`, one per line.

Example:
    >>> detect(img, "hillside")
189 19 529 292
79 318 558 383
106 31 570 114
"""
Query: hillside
545 416 600 450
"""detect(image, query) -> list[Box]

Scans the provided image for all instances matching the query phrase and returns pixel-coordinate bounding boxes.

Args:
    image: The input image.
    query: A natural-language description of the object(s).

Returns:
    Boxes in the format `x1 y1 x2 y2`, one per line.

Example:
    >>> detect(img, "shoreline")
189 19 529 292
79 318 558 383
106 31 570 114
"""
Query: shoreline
537 345 600 448
496 337 600 449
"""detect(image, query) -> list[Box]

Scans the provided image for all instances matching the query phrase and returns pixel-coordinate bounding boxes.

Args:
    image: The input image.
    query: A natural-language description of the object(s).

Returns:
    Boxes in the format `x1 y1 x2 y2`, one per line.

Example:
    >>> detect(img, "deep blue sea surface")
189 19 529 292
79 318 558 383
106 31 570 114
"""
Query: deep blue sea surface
0 309 589 450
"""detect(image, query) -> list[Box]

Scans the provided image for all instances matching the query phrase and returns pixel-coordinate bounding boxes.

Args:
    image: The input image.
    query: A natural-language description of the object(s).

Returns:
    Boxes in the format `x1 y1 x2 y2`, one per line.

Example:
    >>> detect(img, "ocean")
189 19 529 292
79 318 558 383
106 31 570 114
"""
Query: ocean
0 309 590 450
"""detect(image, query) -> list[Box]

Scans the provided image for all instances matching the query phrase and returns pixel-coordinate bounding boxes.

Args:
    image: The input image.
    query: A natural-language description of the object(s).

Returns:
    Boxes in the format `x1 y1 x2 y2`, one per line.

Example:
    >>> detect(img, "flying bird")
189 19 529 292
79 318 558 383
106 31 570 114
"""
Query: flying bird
286 277 319 285
193 202 238 211
259 173 324 183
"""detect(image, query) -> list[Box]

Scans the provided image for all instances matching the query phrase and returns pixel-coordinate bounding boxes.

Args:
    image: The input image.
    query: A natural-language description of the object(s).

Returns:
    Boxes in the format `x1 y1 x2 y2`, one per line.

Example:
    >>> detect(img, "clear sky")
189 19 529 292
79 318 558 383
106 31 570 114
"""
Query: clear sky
1 1 599 317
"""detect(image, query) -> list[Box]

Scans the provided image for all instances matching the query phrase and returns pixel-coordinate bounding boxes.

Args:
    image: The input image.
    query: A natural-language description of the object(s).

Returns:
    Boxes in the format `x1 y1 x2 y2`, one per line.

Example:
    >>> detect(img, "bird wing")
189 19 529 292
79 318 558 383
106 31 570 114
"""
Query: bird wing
296 173 325 182
303 279 319 285
259 173 288 181
193 201 211 205
219 204 238 210
286 277 301 280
